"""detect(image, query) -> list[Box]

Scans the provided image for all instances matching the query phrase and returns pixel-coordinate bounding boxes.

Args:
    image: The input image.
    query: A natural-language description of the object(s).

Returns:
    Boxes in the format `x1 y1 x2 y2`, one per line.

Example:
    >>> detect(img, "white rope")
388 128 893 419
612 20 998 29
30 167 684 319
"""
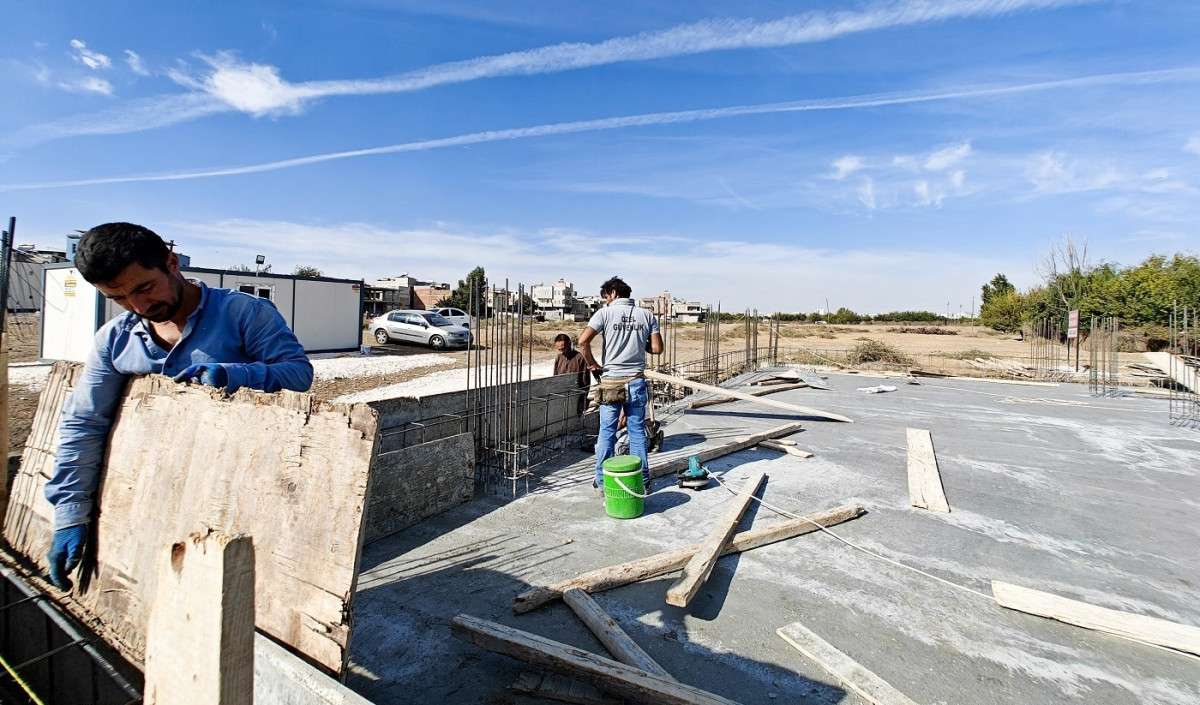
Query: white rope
611 475 653 499
708 474 994 601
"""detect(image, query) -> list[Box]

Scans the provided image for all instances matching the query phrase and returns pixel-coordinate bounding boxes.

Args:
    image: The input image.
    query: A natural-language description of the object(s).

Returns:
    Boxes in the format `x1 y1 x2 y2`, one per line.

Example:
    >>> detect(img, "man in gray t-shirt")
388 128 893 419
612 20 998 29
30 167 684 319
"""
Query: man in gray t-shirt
578 276 663 492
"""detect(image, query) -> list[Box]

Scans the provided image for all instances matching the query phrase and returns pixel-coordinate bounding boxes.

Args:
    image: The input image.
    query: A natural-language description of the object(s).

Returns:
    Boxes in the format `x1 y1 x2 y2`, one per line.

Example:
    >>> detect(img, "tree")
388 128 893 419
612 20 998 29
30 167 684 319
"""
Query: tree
439 266 488 312
293 265 323 278
228 263 272 274
980 273 1015 307
979 290 1026 332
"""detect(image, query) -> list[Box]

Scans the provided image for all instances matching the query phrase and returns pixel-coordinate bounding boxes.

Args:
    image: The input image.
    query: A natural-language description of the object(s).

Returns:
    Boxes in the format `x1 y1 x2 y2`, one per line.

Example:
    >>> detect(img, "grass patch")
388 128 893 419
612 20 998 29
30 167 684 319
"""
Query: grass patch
886 326 958 336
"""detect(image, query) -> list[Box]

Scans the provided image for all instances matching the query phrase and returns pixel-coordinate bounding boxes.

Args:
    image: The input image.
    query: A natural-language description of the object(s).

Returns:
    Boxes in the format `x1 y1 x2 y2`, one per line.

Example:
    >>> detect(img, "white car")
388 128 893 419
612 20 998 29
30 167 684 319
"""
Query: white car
431 306 472 329
371 309 471 350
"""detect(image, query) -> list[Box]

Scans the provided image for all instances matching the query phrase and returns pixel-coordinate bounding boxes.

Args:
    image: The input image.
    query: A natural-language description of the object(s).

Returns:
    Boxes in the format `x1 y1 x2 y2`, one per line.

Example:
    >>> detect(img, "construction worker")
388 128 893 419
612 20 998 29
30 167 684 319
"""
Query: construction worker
44 223 314 590
578 276 663 493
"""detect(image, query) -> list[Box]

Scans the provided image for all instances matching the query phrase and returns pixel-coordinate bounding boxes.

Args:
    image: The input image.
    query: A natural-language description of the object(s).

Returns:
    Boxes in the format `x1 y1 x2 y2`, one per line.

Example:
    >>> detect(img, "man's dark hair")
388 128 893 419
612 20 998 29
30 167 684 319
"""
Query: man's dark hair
600 276 632 299
75 222 171 283
553 333 572 346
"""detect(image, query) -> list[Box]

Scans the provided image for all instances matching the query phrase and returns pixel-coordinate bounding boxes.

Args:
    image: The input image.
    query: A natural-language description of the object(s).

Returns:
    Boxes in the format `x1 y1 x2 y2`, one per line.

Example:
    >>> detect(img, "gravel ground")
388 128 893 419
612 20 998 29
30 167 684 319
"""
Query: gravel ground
311 352 455 381
334 360 557 403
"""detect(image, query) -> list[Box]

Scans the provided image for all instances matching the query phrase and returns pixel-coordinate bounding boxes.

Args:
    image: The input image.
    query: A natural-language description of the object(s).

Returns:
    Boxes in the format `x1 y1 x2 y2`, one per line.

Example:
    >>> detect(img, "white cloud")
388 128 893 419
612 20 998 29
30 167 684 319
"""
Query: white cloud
169 52 310 116
17 0 1105 139
857 177 877 209
9 69 1194 190
1185 134 1200 157
69 39 110 70
164 217 1013 313
124 49 149 76
830 155 864 180
58 77 114 96
949 169 967 190
924 142 972 171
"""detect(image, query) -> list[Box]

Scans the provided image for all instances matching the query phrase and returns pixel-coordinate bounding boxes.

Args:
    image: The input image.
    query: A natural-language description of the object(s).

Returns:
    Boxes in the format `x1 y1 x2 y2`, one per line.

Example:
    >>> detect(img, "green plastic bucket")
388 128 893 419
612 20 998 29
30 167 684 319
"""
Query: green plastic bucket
602 455 645 519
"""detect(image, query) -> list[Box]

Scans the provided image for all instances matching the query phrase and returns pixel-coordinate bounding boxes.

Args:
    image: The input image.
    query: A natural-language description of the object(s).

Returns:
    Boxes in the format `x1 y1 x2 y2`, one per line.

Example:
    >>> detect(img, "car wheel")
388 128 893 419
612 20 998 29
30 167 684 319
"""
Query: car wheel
374 329 391 344
429 335 446 350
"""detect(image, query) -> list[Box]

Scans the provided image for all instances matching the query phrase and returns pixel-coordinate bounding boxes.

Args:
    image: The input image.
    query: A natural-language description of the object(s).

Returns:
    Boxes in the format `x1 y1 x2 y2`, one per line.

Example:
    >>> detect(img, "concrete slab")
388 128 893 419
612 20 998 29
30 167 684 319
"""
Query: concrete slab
345 372 1200 705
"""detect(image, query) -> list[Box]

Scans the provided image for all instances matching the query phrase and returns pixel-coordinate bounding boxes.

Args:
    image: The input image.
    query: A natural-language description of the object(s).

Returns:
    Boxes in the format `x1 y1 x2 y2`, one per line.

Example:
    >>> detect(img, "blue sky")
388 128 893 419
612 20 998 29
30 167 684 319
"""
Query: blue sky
2 0 1198 313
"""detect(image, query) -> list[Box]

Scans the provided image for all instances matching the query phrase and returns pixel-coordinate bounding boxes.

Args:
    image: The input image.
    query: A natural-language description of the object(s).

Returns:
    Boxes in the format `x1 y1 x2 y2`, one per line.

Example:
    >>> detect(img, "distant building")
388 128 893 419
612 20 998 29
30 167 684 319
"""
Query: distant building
411 283 451 310
8 245 69 312
532 278 581 321
363 276 413 317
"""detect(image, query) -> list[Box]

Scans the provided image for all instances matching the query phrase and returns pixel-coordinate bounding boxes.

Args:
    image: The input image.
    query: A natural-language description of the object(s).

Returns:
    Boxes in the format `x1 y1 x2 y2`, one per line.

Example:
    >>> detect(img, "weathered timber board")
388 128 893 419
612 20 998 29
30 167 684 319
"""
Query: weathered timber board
3 362 379 674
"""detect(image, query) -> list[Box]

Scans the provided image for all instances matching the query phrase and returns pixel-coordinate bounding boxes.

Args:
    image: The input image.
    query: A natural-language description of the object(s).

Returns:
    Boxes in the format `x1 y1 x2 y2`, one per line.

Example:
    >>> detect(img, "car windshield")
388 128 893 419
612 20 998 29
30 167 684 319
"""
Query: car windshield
422 312 452 327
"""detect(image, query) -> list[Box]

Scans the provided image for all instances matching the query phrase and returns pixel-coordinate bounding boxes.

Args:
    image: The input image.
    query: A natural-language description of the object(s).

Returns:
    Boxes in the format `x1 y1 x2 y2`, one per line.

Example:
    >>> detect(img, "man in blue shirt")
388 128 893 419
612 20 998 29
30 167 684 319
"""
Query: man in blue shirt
44 222 314 589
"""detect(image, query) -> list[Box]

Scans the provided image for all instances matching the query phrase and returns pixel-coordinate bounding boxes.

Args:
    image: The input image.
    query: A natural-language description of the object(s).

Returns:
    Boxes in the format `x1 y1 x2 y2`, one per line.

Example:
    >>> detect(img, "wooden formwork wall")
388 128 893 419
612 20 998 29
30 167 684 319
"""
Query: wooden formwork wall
3 362 380 674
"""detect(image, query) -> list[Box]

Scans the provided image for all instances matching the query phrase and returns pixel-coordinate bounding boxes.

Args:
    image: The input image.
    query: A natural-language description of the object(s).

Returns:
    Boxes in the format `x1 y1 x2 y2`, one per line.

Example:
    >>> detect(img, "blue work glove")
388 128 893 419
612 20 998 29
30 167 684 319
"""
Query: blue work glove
173 363 234 392
47 525 88 591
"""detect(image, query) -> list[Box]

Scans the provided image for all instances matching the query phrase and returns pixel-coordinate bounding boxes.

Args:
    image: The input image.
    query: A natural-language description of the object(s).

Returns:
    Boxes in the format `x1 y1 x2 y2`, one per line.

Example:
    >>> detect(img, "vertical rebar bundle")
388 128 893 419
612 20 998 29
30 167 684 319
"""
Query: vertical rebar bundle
1087 316 1120 397
1029 317 1066 380
1169 302 1199 429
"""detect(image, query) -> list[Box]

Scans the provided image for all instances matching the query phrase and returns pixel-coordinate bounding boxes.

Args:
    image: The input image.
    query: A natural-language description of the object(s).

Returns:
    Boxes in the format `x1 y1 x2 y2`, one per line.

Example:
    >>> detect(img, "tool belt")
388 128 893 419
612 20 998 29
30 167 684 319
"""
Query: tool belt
595 374 642 405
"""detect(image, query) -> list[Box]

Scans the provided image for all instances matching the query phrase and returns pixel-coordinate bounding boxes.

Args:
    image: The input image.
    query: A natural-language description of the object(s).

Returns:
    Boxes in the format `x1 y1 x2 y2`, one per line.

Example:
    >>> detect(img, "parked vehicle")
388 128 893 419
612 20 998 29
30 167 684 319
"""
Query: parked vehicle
371 309 471 350
431 306 472 329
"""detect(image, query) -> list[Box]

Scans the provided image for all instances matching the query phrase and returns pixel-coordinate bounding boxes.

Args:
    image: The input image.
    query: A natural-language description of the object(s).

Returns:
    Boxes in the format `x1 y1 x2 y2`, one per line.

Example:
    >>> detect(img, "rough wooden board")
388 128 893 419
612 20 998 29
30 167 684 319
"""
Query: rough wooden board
511 671 621 705
365 432 474 543
777 622 920 705
514 504 865 614
645 369 852 423
992 581 1200 657
758 440 813 458
0 333 9 521
905 428 949 513
3 363 379 674
688 383 807 410
649 422 804 480
453 614 743 705
563 588 672 679
144 531 255 705
666 471 767 607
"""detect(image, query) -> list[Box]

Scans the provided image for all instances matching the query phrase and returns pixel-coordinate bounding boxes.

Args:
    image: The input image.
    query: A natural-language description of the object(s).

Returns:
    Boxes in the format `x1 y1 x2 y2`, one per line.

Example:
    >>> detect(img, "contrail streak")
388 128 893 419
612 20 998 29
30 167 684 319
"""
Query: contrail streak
4 67 1193 192
7 0 1094 148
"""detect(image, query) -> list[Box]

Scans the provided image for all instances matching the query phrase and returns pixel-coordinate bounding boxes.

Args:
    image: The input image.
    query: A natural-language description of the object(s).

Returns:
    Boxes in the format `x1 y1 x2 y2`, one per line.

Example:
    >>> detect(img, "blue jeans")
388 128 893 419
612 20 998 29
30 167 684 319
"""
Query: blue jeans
595 377 650 486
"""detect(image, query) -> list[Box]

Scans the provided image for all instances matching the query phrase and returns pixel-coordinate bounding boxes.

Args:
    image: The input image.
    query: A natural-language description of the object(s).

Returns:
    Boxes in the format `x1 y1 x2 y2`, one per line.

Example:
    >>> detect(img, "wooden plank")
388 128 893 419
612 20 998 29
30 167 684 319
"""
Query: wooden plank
563 588 672 679
666 472 767 607
758 440 813 458
649 422 804 480
452 614 743 705
689 383 807 409
3 364 379 673
513 504 864 614
511 671 621 705
144 531 255 705
905 428 949 513
992 581 1200 657
644 369 852 423
776 622 919 705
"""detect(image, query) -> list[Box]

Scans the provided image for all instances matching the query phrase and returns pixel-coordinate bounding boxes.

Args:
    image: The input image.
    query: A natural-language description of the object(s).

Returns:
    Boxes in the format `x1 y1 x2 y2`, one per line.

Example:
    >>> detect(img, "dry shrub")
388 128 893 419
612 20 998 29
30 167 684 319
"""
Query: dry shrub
847 339 912 366
940 348 999 360
886 326 958 336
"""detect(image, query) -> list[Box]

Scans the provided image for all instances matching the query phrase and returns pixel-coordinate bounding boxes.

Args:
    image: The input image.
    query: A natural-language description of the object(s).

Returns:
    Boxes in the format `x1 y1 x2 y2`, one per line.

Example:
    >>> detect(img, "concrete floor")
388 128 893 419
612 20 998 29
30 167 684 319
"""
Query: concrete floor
345 370 1200 705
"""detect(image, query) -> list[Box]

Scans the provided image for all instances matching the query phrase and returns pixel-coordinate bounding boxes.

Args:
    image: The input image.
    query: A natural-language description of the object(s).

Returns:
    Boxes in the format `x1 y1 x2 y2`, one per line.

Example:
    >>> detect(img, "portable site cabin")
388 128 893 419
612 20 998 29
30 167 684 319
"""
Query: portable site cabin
39 263 365 361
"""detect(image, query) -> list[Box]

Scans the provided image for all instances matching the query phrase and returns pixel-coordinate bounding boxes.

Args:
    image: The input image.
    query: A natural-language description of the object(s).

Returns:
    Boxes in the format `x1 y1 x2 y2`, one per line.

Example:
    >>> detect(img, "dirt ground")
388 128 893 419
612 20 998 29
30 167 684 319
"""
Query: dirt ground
533 320 1029 362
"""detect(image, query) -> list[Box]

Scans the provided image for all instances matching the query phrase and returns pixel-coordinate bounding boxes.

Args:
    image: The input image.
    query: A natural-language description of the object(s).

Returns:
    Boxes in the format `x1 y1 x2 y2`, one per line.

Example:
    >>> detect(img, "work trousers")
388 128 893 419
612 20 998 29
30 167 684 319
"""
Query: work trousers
594 377 650 486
